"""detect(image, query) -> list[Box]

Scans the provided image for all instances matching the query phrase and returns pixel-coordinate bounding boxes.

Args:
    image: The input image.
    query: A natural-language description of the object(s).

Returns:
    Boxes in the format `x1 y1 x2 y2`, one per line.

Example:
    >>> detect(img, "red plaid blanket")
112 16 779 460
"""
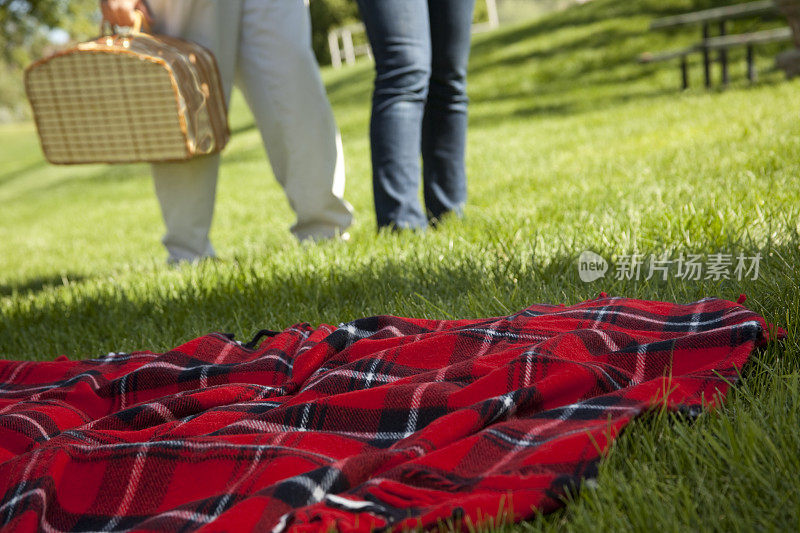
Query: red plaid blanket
0 295 782 532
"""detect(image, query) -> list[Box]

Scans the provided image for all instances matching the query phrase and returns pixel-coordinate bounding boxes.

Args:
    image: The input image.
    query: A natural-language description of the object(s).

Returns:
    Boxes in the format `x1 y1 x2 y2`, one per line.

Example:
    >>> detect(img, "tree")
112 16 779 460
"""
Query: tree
309 0 361 64
0 0 97 118
1 0 97 65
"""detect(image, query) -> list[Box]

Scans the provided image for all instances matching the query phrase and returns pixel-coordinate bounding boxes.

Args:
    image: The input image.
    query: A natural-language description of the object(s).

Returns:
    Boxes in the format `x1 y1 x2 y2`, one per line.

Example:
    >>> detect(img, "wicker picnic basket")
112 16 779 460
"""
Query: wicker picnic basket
24 16 229 165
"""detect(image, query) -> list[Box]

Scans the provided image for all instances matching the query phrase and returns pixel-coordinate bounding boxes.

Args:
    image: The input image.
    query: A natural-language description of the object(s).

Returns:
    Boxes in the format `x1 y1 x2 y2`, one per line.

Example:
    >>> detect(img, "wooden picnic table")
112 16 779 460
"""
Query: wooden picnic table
650 0 776 29
650 1 780 87
642 1 800 88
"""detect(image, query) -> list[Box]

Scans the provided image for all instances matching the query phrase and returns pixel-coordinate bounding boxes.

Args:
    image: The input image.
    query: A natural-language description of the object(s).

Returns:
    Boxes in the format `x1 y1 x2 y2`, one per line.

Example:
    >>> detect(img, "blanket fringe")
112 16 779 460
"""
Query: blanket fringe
244 329 280 350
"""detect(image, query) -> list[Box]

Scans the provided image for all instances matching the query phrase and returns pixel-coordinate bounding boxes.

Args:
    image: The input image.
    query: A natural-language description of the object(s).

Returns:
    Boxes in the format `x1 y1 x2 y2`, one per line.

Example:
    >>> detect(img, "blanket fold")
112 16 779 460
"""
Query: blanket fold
0 295 783 532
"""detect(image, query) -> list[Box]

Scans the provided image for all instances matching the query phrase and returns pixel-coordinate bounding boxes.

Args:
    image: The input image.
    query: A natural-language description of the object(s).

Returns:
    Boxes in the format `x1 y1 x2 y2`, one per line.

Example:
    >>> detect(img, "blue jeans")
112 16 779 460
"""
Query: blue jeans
356 0 476 229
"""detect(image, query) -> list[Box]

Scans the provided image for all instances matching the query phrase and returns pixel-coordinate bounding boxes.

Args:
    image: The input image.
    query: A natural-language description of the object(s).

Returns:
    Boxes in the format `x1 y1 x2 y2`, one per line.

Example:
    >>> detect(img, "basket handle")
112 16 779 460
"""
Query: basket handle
102 8 151 37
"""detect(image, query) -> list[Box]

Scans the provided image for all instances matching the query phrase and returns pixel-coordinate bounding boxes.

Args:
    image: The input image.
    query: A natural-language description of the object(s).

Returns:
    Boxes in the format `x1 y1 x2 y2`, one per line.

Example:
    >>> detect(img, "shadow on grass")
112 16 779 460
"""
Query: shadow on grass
469 0 750 62
468 82 678 127
0 273 87 298
469 25 648 78
325 66 374 107
0 159 48 187
230 121 258 137
1 234 796 362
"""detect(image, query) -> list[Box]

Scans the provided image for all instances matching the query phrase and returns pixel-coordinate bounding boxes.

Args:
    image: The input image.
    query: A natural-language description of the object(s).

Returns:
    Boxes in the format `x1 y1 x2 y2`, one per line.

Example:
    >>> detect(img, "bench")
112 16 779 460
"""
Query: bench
640 1 795 89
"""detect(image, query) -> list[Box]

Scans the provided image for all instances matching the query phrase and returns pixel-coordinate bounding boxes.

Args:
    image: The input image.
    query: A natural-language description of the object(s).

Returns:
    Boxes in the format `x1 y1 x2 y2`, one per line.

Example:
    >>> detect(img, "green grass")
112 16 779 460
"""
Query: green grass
1 0 799 529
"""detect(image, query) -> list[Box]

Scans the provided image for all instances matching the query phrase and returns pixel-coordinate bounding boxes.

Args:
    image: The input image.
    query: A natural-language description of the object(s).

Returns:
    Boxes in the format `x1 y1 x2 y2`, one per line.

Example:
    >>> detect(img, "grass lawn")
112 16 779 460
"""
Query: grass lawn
1 0 799 529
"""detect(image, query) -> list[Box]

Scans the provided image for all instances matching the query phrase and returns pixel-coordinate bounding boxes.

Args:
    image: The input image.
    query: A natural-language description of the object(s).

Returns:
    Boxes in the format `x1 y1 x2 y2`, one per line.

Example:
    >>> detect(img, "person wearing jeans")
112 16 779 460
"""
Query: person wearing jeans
355 0 476 230
101 0 353 263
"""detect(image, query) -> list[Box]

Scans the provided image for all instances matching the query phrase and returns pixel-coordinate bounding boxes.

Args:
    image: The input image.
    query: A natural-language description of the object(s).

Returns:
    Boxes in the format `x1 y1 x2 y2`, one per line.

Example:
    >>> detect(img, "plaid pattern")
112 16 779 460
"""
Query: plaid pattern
0 295 783 532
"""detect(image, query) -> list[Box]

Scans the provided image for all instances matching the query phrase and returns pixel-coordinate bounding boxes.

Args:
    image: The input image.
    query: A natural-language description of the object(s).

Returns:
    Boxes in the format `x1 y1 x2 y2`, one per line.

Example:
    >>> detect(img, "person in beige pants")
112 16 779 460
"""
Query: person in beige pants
102 0 353 263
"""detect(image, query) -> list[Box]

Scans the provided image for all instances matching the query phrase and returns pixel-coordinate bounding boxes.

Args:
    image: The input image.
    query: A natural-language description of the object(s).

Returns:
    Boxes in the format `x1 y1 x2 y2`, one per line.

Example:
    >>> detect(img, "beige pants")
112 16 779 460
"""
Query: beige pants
148 0 353 262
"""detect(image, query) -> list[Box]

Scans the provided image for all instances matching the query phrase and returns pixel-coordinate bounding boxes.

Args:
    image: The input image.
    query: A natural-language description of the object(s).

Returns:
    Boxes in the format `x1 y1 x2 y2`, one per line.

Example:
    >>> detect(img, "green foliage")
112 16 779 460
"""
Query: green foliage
0 0 97 118
474 0 490 23
309 0 361 65
0 0 96 65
